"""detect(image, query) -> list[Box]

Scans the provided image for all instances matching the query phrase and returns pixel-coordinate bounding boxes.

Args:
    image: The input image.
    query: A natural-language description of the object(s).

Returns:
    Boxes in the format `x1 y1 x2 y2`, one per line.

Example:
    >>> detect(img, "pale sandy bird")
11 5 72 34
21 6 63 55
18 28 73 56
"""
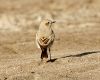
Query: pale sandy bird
36 19 55 61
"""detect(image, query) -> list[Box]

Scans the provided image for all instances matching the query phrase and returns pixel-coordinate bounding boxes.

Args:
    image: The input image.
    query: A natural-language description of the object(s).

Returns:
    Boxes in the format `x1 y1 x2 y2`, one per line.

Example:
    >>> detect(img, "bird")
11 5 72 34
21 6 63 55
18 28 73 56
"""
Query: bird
36 19 55 62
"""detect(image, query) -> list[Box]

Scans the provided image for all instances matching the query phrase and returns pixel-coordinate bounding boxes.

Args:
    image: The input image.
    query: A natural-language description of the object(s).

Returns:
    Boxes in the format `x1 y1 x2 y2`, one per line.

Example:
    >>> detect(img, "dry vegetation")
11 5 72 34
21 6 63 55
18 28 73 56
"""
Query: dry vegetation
0 0 100 80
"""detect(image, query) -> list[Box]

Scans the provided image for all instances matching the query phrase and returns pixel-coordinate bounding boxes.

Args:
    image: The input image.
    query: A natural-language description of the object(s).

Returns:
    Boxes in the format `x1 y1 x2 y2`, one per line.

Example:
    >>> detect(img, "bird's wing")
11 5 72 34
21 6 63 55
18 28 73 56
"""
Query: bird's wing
36 33 41 48
38 36 50 46
37 34 54 47
36 34 50 48
36 31 55 48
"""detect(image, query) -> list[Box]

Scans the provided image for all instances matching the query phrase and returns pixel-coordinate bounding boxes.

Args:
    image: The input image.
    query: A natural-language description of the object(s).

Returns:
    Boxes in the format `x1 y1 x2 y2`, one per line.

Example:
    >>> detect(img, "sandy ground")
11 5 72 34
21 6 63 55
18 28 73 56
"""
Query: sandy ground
0 0 100 80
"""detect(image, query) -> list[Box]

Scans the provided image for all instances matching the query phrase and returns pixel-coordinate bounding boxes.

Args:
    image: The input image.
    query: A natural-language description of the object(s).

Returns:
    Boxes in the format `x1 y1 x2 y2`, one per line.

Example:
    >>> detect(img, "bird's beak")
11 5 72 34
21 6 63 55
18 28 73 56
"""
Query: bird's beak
52 21 56 23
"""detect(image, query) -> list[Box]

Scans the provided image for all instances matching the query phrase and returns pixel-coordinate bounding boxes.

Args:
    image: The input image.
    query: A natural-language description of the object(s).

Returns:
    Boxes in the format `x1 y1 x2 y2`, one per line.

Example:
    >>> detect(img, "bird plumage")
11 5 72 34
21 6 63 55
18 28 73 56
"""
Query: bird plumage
36 19 55 61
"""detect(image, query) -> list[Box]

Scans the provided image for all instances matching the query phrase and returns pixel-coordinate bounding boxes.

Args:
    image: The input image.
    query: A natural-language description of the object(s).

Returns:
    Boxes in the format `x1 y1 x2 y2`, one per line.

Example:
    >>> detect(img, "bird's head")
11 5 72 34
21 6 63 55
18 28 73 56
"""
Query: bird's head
40 19 56 28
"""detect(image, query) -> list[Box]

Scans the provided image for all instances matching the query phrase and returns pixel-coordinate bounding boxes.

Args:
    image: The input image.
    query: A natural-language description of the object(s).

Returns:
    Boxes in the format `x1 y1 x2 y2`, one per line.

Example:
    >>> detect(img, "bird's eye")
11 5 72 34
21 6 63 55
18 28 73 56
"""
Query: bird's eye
45 22 50 25
47 22 50 24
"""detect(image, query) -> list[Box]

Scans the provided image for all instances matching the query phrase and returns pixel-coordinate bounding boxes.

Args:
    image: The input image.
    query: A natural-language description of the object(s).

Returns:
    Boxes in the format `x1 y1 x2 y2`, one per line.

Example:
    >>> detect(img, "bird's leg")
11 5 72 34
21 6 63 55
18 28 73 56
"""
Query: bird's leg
41 54 43 62
49 48 51 60
40 48 48 63
40 48 43 61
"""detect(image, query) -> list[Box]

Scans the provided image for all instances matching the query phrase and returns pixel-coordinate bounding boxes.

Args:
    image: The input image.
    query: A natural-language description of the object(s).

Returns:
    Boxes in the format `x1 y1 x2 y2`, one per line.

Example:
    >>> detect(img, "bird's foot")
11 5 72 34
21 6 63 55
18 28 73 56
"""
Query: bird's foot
42 58 48 63
38 58 48 66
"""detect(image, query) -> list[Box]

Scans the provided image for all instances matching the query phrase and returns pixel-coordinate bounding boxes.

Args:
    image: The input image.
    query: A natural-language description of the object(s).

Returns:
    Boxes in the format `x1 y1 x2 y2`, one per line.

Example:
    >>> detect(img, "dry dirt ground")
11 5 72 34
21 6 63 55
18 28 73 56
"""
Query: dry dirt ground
0 0 100 80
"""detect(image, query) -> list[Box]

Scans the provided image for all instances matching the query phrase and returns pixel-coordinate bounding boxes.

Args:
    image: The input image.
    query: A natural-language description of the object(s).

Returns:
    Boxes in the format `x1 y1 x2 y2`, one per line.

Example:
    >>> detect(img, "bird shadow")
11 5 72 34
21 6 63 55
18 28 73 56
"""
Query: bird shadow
47 51 100 62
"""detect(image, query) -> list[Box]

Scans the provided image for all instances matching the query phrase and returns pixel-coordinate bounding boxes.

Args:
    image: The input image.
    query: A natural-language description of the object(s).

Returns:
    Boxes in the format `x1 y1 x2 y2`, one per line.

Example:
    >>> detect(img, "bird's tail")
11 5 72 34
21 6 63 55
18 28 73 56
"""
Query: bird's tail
41 48 48 59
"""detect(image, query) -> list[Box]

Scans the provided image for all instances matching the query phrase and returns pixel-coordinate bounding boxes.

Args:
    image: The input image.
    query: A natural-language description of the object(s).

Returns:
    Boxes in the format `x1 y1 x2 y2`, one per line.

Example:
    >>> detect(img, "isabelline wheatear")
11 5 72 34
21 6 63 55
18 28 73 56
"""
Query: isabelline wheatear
36 19 55 62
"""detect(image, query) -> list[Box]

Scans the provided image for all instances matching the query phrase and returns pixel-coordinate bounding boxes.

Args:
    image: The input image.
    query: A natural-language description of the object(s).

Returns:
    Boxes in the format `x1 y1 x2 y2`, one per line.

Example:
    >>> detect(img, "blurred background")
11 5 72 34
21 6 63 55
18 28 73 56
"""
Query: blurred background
0 0 100 53
0 0 100 31
0 0 100 80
